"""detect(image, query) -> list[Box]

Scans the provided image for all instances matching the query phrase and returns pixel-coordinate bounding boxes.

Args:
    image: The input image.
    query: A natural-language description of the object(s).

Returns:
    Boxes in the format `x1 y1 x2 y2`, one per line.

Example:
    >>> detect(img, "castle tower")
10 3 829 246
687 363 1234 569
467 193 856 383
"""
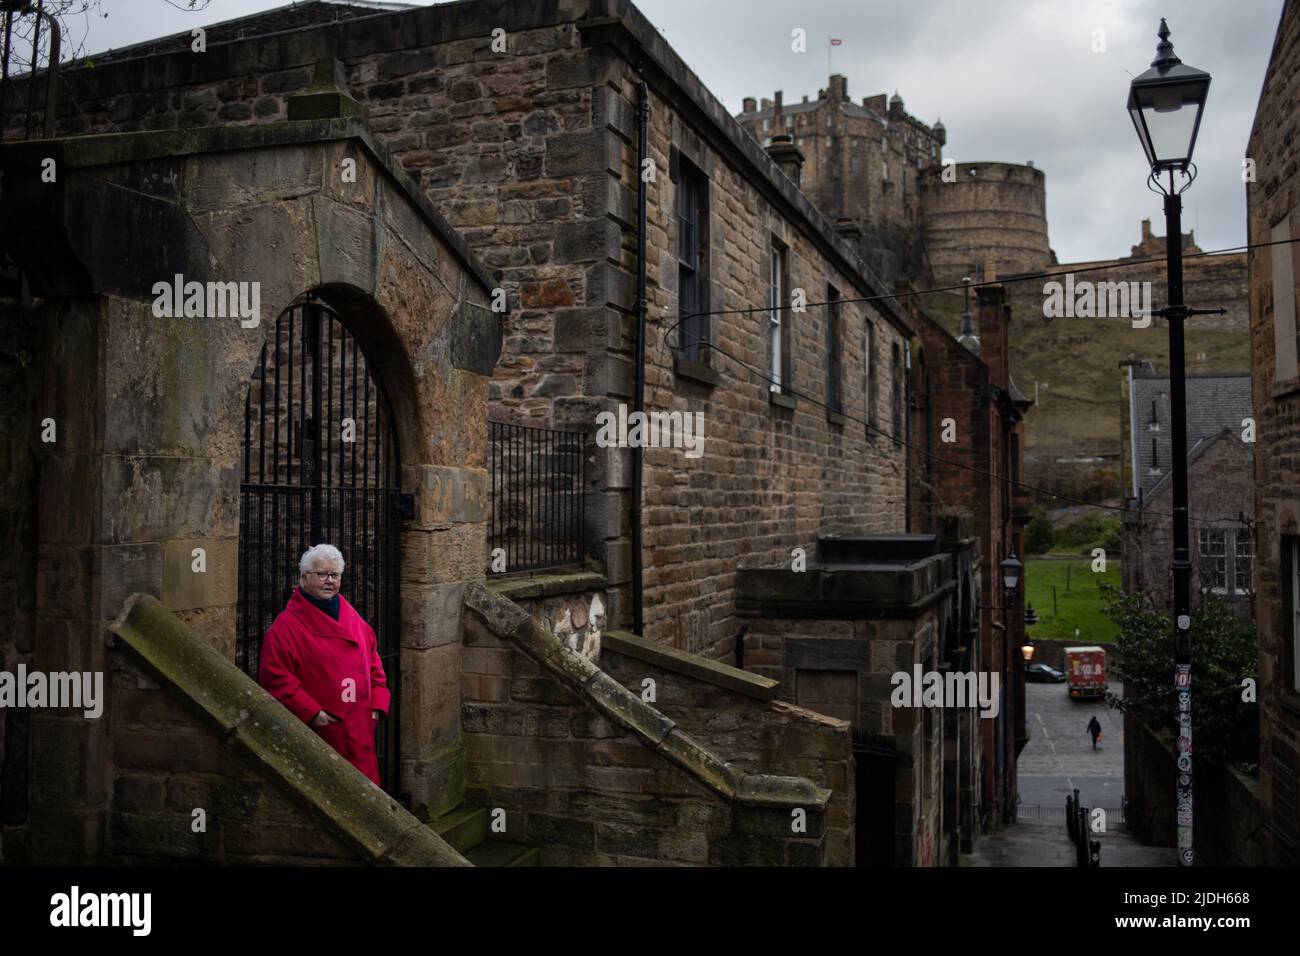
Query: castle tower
918 161 1053 285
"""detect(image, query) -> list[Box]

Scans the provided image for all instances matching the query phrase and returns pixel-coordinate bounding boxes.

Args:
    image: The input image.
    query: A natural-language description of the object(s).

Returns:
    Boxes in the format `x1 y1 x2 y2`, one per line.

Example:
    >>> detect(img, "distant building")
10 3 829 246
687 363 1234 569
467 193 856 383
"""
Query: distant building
1119 365 1254 619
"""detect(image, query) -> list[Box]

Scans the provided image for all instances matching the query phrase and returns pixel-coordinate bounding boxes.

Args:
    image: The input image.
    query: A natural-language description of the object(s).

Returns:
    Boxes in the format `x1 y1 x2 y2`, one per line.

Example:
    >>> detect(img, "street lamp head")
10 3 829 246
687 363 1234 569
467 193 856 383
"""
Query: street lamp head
1127 18 1211 173
1021 639 1035 662
1001 550 1022 593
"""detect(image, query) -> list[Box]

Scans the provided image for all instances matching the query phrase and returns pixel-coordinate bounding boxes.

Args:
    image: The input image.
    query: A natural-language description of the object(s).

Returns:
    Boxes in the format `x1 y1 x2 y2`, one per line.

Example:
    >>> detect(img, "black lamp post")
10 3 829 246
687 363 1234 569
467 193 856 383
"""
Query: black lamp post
1127 18 1217 869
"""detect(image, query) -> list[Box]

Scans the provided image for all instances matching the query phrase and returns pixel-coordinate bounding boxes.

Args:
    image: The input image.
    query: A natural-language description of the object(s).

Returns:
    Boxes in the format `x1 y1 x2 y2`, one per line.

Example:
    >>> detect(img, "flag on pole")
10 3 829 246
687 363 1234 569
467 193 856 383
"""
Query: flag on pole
829 38 843 45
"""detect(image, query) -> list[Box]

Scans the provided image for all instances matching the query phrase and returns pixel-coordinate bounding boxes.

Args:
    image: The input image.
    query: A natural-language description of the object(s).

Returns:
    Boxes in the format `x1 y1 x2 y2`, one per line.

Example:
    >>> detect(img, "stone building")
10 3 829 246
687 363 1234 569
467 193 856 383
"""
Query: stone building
1246 0 1300 867
0 0 1037 866
1119 366 1255 619
737 78 945 283
904 281 1032 832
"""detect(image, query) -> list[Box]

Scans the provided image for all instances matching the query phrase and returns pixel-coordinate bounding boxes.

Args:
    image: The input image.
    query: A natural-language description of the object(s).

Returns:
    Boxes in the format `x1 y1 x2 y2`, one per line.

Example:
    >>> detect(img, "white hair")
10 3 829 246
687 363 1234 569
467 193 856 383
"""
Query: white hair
299 543 345 577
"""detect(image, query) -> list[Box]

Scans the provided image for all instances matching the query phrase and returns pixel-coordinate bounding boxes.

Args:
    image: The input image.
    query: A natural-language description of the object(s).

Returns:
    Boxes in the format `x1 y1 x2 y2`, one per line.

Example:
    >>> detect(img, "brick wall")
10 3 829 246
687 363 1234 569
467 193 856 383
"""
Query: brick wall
1248 0 1300 865
4 0 912 649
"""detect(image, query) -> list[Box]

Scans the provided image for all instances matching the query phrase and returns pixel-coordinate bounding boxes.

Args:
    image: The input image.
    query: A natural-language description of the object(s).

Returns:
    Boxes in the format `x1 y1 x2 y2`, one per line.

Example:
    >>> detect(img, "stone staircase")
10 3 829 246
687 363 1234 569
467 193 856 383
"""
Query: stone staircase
426 805 540 867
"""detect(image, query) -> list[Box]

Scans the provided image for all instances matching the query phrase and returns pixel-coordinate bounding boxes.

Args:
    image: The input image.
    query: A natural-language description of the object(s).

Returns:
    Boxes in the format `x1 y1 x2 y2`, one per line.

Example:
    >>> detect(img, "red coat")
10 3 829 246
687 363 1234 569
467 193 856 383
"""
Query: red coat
258 588 391 785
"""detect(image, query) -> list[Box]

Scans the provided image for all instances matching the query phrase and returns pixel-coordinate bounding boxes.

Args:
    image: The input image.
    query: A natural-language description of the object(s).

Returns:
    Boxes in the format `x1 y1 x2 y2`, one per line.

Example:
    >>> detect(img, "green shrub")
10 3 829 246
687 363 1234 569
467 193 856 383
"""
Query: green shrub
1026 512 1055 554
1101 584 1258 764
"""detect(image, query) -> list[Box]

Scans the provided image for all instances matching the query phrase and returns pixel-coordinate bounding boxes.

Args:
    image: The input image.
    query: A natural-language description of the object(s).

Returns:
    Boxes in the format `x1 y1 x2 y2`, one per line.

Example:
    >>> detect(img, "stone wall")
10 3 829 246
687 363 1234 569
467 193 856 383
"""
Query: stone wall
107 651 359 865
1247 0 1300 866
1124 719 1262 866
462 586 834 865
0 118 499 860
0 301 40 845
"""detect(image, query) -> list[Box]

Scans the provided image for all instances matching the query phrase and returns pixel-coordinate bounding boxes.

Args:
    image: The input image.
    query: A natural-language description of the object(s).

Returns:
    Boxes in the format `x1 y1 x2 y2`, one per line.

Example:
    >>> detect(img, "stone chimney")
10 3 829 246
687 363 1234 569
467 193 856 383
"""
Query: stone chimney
1141 218 1153 242
287 57 367 121
774 89 783 119
828 74 848 101
766 134 805 186
863 93 888 114
976 283 1010 392
743 96 757 113
983 259 997 283
761 97 773 111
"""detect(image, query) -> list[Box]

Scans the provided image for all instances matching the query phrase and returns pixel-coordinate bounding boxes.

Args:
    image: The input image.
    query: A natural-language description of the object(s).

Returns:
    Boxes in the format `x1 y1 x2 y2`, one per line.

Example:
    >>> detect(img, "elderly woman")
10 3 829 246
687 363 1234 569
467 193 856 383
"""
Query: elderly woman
258 544 391 786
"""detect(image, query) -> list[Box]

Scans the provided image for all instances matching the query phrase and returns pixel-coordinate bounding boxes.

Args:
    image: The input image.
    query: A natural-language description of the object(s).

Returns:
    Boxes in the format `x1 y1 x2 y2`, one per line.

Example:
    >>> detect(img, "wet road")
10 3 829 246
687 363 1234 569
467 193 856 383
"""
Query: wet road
1018 679 1126 812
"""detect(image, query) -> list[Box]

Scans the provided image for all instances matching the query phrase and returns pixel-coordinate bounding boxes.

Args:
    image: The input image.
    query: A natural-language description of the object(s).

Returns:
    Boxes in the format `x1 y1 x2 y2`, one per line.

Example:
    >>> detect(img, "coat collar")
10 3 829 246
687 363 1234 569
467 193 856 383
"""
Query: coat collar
288 587 360 644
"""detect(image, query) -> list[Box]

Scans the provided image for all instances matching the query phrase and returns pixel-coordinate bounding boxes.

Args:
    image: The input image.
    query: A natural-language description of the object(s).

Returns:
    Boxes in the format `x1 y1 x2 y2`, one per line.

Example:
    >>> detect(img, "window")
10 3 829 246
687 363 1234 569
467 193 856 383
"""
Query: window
762 118 770 131
677 158 709 364
881 136 887 151
1235 528 1254 594
826 284 843 414
1198 529 1227 592
865 322 876 429
785 115 793 128
883 159 889 181
769 241 790 391
1149 438 1160 473
1148 399 1159 430
891 342 903 441
1271 214 1298 381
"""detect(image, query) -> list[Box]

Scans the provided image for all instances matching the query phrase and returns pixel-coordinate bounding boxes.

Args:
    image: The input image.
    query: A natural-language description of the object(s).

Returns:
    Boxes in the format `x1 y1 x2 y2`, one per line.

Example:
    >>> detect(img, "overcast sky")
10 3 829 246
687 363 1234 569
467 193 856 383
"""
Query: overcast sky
64 0 1286 263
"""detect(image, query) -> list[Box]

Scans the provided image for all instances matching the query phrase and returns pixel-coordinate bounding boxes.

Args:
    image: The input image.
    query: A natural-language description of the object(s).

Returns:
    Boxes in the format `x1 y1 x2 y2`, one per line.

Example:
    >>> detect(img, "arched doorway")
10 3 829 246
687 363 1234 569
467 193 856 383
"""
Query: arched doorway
236 296 403 796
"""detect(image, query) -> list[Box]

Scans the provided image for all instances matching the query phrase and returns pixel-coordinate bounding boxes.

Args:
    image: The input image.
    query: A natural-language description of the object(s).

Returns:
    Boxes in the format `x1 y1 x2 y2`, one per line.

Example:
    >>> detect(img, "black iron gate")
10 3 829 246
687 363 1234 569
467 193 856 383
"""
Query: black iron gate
236 298 403 797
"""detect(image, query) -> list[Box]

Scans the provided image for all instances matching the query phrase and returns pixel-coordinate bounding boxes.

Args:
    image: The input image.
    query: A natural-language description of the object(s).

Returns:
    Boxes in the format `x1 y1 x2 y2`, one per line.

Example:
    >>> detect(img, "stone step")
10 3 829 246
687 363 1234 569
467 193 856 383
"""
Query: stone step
427 805 490 854
464 840 541 867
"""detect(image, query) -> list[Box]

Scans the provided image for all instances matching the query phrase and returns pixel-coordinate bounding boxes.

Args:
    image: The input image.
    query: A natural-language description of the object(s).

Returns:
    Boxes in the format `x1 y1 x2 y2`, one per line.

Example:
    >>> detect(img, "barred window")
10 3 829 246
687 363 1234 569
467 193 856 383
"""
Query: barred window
1198 529 1227 592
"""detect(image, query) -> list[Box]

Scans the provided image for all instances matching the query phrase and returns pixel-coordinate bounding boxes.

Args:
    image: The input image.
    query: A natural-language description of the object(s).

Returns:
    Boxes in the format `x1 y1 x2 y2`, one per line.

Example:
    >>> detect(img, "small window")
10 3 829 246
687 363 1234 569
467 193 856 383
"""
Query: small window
770 241 790 392
1235 529 1255 594
677 158 710 365
1198 529 1228 593
883 159 889 181
1271 215 1298 381
864 322 877 430
826 285 843 414
762 119 770 131
785 115 793 127
891 342 903 441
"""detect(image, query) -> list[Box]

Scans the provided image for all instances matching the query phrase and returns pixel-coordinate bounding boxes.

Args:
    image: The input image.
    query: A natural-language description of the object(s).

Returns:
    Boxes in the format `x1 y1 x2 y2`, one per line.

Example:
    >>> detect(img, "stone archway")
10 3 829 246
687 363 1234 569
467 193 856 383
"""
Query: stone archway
236 294 405 796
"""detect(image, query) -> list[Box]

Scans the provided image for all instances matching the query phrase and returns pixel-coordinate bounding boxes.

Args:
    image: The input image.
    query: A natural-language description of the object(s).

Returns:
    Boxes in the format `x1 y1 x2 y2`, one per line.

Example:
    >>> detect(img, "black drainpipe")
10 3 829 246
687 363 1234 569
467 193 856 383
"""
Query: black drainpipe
631 80 649 636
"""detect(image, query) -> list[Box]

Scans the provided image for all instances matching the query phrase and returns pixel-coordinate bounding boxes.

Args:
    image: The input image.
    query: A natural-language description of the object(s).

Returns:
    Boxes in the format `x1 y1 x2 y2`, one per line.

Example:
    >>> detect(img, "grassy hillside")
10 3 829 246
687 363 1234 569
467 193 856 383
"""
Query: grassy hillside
1024 557 1121 644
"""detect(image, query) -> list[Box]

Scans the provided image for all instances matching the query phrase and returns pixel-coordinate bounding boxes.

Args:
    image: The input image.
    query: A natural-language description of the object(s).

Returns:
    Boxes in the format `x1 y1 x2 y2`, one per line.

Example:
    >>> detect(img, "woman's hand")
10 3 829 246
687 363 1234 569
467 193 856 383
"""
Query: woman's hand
371 710 382 720
311 710 340 727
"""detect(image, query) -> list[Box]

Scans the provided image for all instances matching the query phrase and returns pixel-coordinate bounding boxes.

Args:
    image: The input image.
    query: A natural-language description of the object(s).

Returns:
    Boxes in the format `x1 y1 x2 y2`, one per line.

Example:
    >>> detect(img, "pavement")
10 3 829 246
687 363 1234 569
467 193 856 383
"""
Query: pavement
963 680 1177 867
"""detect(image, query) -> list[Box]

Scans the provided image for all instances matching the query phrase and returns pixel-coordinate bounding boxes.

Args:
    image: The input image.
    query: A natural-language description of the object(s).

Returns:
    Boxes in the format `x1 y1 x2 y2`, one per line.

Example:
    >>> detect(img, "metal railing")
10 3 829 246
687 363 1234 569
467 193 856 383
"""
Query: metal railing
488 420 585 574
1 1 61 142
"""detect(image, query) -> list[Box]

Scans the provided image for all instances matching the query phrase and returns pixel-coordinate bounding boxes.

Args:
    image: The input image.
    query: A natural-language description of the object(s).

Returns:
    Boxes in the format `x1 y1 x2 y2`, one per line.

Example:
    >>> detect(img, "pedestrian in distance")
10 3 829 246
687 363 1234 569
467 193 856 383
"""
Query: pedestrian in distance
1087 715 1102 750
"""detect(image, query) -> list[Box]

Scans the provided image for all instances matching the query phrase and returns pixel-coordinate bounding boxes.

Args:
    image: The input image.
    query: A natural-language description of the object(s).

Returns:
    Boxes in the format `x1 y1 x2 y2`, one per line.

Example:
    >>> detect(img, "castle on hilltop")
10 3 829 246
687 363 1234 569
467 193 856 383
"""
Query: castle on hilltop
736 74 1054 287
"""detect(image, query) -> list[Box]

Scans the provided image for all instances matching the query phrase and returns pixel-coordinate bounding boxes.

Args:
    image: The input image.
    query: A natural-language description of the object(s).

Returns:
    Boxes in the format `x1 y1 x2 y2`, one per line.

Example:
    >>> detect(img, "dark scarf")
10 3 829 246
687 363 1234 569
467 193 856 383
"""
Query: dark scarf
301 587 340 621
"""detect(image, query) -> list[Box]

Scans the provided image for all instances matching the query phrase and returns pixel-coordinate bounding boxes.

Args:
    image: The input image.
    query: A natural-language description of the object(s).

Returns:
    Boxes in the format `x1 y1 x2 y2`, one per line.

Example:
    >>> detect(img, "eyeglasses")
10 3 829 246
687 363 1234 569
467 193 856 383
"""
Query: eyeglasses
309 571 343 581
